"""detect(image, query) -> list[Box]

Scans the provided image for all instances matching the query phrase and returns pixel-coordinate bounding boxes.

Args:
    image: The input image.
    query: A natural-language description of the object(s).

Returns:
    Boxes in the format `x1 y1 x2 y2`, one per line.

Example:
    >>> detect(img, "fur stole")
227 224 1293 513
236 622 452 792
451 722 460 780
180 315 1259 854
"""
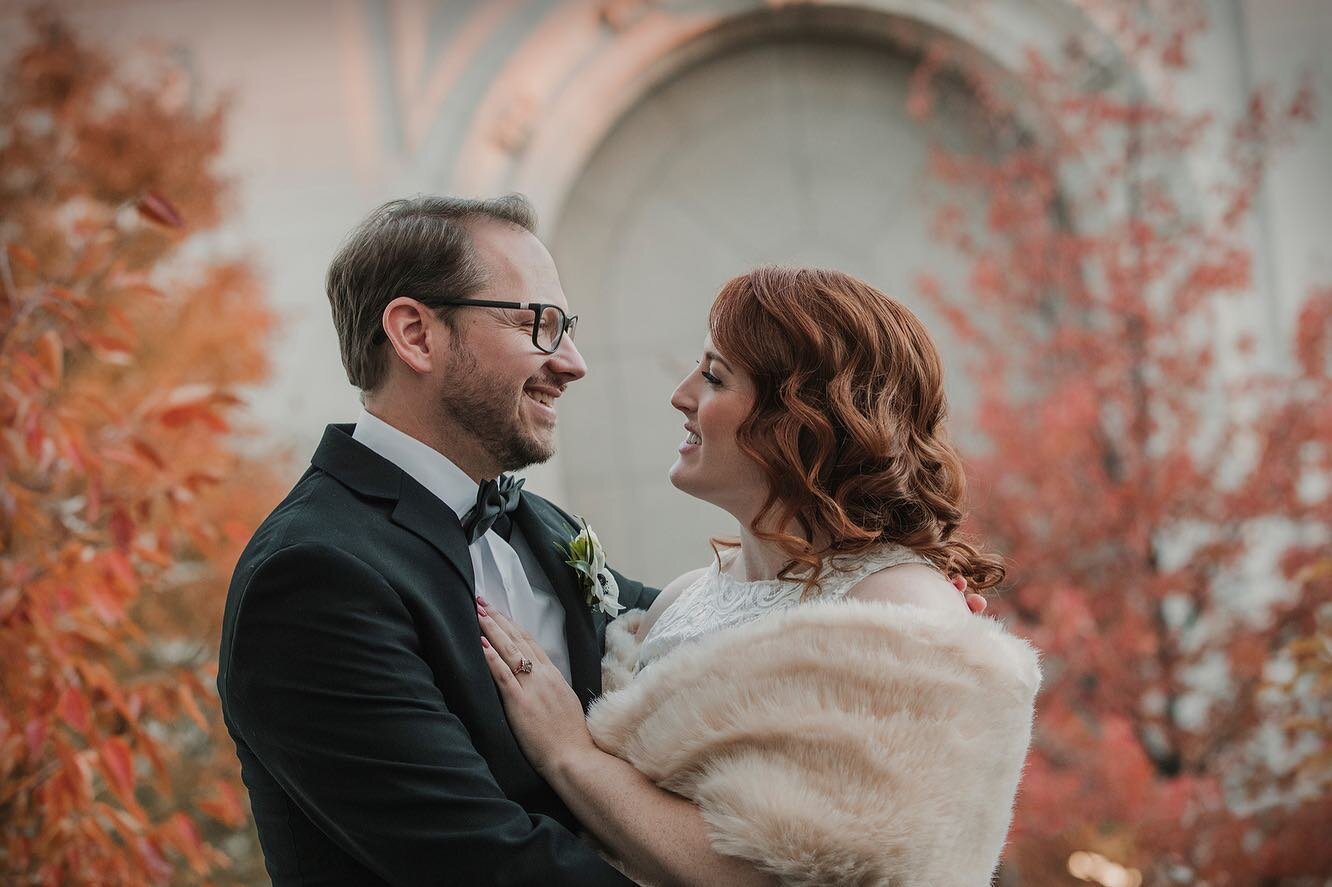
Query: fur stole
589 600 1041 886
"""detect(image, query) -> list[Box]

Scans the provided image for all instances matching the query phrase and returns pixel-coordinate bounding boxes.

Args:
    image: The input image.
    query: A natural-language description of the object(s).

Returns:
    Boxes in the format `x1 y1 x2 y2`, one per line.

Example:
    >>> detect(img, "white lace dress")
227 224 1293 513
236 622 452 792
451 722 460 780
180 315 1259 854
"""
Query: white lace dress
636 543 936 668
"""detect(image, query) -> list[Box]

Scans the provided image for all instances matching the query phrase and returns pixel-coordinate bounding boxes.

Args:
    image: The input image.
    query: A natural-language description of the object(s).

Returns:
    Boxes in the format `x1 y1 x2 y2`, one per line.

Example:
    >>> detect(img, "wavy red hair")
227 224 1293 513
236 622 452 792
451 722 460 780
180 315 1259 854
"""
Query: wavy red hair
708 266 1005 593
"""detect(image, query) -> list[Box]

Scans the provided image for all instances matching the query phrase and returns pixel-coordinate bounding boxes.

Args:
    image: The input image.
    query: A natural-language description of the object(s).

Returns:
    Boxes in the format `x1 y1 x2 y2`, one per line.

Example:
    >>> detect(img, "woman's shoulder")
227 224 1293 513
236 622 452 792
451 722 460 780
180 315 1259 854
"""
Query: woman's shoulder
637 563 713 639
843 557 970 617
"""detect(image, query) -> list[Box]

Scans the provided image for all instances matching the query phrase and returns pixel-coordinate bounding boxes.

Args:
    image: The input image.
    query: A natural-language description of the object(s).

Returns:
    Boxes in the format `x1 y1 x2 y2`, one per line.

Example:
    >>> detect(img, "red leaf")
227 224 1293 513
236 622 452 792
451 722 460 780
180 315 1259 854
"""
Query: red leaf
57 686 92 734
24 717 49 756
97 736 135 801
166 811 208 873
135 191 185 229
108 508 134 551
159 403 229 431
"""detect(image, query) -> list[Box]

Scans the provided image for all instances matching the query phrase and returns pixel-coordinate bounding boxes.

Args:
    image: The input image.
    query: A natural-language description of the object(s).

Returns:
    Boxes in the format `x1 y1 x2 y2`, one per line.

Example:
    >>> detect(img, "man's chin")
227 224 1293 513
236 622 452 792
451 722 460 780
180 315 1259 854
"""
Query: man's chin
500 430 555 473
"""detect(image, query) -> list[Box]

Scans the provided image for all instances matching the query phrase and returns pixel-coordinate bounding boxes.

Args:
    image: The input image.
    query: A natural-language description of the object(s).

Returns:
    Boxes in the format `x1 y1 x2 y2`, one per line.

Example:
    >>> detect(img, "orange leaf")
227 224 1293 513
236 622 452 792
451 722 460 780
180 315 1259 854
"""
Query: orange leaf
134 835 172 882
221 519 252 543
5 242 39 270
85 473 102 523
71 239 112 278
197 780 246 828
36 330 63 388
166 811 208 874
97 736 135 801
136 192 185 229
184 471 222 491
131 540 172 567
47 284 91 308
80 332 135 364
57 686 92 734
177 684 208 731
131 438 165 469
160 403 229 431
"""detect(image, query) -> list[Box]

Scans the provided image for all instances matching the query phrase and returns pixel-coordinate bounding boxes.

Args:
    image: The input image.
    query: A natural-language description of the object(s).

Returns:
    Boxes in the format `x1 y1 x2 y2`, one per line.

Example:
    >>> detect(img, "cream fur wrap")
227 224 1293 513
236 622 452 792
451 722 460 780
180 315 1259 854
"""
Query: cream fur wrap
588 600 1042 887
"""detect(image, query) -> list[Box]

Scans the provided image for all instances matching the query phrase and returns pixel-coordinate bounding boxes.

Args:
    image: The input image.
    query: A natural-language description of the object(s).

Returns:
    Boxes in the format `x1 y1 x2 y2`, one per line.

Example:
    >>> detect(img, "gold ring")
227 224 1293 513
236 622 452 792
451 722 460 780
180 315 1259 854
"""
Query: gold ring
513 657 533 675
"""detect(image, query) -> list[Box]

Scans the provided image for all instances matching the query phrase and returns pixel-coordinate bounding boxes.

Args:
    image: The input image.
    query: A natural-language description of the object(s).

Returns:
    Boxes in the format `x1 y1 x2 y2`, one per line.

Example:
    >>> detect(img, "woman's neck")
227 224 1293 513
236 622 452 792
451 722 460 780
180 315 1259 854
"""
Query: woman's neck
727 521 826 583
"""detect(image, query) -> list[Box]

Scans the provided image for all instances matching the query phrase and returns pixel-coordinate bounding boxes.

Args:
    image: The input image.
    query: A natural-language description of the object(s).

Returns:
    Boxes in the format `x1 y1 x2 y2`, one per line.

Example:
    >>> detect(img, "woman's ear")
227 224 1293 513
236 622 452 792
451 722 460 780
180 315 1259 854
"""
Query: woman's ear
381 297 439 375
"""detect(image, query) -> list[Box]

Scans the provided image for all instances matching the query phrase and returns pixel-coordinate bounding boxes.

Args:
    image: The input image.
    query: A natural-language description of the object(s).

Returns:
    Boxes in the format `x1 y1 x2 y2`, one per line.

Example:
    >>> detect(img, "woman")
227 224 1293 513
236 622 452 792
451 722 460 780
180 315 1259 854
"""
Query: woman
477 267 1040 886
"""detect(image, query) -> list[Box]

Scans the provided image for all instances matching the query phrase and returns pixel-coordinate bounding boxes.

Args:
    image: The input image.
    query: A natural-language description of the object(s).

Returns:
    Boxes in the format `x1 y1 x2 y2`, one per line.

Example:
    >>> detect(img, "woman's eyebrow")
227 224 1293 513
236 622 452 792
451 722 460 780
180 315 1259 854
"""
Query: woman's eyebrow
703 350 732 373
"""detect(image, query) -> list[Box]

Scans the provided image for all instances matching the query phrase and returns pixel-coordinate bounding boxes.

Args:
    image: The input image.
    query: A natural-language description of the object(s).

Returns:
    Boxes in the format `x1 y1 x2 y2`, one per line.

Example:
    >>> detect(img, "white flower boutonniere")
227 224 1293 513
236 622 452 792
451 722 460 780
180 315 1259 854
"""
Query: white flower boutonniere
562 519 625 617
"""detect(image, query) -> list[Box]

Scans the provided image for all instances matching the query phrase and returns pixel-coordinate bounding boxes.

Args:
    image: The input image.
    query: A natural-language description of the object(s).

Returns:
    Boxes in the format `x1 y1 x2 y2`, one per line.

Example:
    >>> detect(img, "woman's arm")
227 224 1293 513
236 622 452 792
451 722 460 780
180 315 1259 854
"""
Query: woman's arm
544 742 777 887
477 601 776 887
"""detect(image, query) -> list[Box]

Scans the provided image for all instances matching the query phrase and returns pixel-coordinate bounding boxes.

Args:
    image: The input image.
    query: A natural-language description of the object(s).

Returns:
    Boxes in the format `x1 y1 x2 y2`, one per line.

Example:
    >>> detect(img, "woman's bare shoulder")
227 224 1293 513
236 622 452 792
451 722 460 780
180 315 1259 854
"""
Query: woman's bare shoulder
845 563 970 617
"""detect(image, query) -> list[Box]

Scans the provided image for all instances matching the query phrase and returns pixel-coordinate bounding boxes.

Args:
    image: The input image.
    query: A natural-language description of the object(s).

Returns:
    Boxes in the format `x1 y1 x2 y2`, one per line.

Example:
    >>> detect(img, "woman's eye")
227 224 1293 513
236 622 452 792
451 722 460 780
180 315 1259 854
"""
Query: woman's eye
693 359 721 386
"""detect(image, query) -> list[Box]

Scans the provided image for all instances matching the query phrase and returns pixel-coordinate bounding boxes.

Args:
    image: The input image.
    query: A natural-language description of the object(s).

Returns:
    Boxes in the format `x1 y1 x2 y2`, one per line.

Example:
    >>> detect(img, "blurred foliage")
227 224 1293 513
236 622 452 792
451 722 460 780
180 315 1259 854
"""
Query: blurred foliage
0 9 281 884
909 1 1332 883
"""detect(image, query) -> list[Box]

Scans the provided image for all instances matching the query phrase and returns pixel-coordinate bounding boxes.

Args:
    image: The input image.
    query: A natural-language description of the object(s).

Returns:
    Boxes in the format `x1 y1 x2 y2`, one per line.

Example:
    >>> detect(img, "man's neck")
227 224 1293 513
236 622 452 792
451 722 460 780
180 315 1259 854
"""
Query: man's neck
360 397 499 483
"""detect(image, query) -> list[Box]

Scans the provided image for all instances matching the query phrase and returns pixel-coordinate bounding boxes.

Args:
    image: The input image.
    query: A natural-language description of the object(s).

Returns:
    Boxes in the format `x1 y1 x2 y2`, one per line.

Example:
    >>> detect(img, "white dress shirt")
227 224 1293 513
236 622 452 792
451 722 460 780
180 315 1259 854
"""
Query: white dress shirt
352 408 572 682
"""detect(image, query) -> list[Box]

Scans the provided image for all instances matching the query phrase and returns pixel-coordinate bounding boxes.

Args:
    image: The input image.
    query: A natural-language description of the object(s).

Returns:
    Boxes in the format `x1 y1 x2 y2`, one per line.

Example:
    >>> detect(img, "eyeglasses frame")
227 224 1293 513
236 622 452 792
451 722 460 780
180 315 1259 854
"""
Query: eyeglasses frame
433 299 578 354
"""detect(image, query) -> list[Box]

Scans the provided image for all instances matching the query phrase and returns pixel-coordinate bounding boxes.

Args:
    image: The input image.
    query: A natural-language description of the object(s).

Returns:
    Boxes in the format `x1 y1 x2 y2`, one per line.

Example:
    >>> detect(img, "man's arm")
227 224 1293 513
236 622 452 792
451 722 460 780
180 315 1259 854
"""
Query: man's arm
223 542 631 887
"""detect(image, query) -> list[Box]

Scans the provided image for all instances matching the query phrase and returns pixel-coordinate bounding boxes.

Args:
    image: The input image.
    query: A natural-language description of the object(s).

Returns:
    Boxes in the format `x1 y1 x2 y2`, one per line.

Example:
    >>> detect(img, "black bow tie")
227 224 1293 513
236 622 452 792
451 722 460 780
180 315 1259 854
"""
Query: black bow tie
461 474 524 544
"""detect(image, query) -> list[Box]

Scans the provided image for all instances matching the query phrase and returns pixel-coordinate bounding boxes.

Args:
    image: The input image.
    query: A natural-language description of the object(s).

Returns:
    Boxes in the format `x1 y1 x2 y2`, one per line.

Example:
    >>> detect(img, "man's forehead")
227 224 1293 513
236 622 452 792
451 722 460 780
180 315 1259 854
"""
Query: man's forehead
468 219 565 306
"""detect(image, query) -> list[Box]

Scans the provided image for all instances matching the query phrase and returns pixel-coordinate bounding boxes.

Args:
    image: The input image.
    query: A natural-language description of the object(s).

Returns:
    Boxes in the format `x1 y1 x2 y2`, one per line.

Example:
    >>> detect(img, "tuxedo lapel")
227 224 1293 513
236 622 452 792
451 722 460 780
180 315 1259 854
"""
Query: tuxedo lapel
390 480 474 592
311 424 474 591
511 497 602 708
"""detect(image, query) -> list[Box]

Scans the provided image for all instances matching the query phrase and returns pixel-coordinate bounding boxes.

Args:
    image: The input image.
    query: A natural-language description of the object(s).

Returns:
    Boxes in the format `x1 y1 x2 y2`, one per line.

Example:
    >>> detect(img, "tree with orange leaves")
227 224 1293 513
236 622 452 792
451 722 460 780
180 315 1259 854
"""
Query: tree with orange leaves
908 2 1331 883
1 11 279 883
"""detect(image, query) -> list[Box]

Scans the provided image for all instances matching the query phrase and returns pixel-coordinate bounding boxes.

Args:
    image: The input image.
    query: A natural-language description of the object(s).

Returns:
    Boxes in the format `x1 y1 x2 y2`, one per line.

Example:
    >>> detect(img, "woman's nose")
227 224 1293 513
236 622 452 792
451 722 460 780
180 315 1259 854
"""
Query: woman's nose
670 376 695 414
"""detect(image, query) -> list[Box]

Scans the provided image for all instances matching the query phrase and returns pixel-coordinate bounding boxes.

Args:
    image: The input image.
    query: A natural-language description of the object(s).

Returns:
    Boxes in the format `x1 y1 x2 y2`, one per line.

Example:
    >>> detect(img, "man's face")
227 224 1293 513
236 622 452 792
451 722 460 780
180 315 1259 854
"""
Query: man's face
436 221 587 474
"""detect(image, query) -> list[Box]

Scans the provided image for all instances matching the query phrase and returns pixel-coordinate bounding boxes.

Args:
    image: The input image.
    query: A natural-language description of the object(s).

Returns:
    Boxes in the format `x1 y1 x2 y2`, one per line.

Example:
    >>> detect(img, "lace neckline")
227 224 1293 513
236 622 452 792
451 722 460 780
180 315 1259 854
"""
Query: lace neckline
709 544 921 590
635 542 936 669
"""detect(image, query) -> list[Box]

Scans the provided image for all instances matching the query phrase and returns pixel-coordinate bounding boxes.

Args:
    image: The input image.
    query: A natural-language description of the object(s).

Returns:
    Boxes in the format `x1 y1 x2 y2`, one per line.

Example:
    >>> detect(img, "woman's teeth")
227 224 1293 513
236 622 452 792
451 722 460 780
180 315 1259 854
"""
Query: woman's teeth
685 431 701 445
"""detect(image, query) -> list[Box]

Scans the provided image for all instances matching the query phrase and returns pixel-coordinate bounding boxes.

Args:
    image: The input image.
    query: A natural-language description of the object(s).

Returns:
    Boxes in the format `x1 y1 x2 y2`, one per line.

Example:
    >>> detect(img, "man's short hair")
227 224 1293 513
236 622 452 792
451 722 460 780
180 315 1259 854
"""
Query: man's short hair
325 194 538 391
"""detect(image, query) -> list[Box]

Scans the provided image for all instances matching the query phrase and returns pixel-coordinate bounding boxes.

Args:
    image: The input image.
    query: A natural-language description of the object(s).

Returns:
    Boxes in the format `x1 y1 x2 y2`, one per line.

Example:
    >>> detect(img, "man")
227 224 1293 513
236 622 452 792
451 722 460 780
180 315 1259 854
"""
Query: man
217 195 652 885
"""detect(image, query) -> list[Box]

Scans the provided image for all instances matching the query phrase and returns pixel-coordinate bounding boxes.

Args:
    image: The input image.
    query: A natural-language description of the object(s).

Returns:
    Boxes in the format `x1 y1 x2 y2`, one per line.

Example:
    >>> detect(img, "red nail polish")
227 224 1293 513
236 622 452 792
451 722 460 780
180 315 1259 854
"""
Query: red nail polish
476 595 488 606
481 637 490 648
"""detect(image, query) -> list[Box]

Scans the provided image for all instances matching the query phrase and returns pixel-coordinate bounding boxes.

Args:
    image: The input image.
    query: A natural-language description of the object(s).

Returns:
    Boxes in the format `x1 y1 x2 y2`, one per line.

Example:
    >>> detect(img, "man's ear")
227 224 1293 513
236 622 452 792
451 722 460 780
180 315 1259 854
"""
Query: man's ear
382 297 442 375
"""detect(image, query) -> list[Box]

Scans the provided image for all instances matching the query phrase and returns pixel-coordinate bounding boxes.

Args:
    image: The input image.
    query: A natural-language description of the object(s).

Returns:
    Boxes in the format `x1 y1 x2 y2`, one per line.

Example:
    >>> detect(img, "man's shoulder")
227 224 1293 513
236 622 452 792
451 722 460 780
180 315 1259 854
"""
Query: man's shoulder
233 465 392 576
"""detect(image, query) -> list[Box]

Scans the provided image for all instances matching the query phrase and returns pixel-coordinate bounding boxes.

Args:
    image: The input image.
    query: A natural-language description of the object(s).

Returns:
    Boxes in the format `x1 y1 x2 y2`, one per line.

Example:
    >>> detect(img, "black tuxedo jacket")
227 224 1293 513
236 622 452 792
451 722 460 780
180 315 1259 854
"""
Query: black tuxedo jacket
217 424 656 886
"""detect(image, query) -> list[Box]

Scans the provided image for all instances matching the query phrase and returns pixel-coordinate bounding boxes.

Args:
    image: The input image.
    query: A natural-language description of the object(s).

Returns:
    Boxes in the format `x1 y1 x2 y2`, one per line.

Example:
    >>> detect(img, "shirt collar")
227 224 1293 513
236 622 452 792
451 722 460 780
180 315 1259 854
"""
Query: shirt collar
351 408 479 520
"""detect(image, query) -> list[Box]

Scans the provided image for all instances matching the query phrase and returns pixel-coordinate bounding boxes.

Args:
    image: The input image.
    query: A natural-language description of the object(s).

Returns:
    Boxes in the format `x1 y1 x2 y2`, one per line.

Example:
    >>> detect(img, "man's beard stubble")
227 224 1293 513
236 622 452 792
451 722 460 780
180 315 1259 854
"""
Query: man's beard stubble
439 341 554 473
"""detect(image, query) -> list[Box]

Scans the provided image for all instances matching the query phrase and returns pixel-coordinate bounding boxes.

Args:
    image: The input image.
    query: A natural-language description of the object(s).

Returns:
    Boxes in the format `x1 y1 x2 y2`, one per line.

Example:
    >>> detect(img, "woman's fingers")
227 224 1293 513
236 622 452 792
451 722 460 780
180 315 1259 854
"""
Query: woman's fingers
480 637 521 693
477 601 526 673
477 597 553 667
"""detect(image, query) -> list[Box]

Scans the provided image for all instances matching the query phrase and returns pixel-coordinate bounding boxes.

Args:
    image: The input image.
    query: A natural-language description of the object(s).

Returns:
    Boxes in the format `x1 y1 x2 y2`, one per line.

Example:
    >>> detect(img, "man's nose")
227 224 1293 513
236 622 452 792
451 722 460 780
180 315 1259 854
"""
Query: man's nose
548 332 588 382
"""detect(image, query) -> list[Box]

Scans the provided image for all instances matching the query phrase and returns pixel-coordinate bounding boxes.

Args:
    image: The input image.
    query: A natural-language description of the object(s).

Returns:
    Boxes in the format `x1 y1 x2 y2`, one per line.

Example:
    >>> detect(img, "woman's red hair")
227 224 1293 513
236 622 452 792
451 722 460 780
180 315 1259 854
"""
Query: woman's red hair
709 266 1005 593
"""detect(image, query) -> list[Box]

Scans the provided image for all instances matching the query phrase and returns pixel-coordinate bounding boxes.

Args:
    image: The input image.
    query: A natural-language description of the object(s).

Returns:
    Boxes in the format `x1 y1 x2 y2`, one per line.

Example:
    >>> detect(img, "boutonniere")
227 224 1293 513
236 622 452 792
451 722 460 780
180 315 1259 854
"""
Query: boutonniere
561 519 625 617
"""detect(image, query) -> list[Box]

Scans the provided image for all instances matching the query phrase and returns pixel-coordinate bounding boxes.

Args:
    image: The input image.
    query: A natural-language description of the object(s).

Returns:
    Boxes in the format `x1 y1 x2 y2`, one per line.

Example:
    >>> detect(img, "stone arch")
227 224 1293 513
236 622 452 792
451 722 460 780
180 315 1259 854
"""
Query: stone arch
429 0 1166 581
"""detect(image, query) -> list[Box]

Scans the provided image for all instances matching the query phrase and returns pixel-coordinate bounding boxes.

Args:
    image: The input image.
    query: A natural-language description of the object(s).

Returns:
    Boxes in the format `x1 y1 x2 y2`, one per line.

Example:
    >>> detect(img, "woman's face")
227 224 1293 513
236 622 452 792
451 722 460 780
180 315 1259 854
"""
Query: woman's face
668 337 765 518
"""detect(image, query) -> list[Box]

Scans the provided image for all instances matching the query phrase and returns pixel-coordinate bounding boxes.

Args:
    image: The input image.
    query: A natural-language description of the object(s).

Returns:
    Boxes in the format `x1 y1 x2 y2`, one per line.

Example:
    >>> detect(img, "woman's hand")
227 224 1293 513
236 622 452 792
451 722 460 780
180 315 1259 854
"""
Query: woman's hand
952 575 988 614
476 597 596 776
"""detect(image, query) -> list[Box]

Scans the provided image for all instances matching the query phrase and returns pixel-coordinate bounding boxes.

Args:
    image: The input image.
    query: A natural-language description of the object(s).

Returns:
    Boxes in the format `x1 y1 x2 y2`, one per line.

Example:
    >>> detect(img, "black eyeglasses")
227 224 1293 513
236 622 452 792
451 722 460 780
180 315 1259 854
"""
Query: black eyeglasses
435 300 578 354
